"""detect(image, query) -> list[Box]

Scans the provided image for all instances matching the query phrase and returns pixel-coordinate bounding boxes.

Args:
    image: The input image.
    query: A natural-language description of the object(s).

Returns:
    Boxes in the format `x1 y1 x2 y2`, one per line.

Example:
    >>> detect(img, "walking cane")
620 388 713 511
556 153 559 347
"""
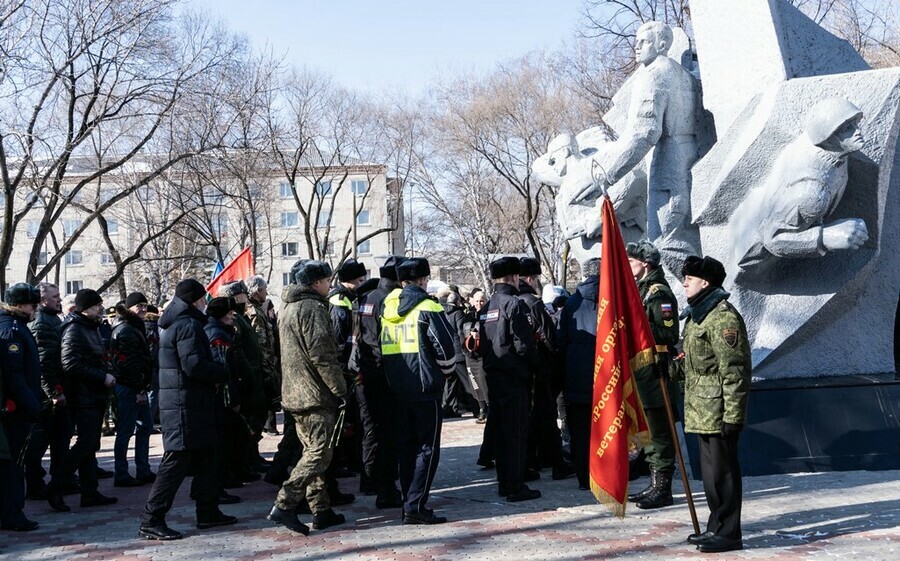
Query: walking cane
329 408 347 449
659 368 701 536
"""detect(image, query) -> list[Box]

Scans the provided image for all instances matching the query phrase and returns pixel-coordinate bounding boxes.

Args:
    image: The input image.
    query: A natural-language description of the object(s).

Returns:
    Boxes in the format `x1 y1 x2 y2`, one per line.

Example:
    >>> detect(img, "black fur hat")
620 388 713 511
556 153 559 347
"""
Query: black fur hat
338 258 367 282
489 256 521 279
397 257 430 282
290 259 333 286
682 255 726 287
518 257 542 276
379 255 407 281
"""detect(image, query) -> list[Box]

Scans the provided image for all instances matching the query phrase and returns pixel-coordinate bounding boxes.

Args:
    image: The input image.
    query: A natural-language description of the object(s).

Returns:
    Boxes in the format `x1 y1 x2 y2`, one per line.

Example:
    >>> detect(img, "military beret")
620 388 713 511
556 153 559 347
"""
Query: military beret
489 256 521 279
337 258 367 282
206 296 234 319
74 288 103 312
219 280 249 298
379 255 407 281
5 282 40 306
682 255 726 287
175 279 207 303
626 240 661 267
290 259 332 286
397 257 430 282
519 257 542 276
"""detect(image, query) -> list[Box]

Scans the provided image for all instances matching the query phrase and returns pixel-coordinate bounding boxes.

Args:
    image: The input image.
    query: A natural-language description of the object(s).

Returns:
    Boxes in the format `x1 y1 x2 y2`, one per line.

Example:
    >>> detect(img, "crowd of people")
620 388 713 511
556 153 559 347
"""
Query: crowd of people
0 243 751 553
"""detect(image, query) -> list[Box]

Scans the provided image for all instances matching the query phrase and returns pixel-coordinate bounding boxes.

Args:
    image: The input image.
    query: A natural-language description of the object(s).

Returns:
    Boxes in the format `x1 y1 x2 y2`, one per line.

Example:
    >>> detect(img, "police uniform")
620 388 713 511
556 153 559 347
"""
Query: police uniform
378 258 456 524
627 242 681 509
678 256 751 553
480 257 541 502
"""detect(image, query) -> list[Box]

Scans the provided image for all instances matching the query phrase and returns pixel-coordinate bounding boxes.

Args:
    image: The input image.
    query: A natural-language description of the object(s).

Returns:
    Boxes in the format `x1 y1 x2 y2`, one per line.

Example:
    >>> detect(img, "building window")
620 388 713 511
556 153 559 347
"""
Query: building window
357 240 371 255
316 180 332 197
64 250 83 266
281 242 299 257
317 210 332 228
62 219 79 237
356 210 370 226
212 214 229 237
37 252 47 267
282 272 291 286
106 219 118 235
101 253 114 265
26 220 39 238
280 212 299 228
351 180 368 196
279 182 293 199
65 280 83 294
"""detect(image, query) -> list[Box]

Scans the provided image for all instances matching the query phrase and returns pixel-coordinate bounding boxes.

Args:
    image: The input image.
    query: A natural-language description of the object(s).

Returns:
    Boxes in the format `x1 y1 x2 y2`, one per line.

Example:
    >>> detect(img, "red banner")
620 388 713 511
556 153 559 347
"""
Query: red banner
206 247 255 297
589 196 654 517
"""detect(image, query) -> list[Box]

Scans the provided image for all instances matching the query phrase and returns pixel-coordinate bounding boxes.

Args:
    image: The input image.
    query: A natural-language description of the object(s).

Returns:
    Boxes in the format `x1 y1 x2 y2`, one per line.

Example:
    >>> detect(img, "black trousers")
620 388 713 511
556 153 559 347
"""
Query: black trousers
141 448 219 525
0 420 32 525
357 374 399 498
477 404 496 465
25 405 73 492
395 400 442 515
442 362 479 415
528 374 564 469
565 401 591 488
699 433 743 540
53 407 103 497
490 384 530 495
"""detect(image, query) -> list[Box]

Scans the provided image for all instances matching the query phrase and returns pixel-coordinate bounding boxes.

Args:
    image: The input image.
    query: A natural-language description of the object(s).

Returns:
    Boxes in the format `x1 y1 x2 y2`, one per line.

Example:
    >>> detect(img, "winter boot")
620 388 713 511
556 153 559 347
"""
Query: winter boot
628 469 658 503
636 469 674 510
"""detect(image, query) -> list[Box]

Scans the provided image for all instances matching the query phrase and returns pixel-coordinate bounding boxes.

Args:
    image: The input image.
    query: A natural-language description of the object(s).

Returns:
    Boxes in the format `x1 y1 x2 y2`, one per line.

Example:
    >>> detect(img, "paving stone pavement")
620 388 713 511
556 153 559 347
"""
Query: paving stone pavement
2 415 898 560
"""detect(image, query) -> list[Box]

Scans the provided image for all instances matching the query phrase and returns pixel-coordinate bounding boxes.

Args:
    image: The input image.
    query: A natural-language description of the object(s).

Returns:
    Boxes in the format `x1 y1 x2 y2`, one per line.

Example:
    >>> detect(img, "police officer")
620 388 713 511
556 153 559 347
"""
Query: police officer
0 283 43 531
353 255 405 507
481 256 541 502
625 241 681 509
678 256 751 553
379 257 456 524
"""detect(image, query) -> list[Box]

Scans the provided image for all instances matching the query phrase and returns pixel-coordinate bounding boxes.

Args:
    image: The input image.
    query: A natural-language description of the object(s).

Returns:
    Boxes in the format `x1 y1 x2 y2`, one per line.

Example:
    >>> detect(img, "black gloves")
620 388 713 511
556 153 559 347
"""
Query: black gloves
721 422 743 438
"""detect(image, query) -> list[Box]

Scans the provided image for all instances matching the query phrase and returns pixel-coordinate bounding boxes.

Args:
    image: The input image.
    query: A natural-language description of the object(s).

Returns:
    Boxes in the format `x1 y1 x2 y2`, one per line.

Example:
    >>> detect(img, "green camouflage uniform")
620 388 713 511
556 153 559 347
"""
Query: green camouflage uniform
275 284 346 514
680 289 751 434
247 297 279 407
634 267 680 471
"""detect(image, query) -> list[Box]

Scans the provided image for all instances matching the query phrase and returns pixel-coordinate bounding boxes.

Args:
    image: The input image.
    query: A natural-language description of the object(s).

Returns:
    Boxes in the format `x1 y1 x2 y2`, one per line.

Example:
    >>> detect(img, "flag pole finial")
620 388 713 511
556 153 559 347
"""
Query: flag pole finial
591 160 609 200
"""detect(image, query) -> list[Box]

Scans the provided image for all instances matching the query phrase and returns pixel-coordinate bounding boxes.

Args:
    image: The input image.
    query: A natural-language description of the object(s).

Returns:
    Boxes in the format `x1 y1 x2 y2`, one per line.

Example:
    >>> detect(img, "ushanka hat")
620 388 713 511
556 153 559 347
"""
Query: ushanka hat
5 283 40 306
379 255 406 281
489 256 521 279
290 259 333 286
681 255 726 287
397 257 430 282
338 258 367 282
518 257 542 276
626 240 661 267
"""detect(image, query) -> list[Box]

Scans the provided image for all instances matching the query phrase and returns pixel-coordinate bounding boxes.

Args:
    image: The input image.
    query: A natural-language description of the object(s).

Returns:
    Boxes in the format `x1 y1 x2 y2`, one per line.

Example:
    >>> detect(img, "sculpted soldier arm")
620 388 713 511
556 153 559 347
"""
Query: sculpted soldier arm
710 311 751 427
603 71 665 186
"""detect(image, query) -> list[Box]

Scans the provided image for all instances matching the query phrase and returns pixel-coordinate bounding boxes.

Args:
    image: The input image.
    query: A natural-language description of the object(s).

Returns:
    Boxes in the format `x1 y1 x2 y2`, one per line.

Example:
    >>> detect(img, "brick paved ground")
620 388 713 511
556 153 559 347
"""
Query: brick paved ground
2 415 898 560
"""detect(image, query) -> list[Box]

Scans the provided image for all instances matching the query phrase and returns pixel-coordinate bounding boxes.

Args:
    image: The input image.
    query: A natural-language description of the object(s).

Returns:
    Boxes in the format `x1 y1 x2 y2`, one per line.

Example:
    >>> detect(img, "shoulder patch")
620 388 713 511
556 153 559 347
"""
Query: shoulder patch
360 303 375 316
484 309 500 323
7 343 19 353
663 319 675 327
723 328 738 348
649 285 660 295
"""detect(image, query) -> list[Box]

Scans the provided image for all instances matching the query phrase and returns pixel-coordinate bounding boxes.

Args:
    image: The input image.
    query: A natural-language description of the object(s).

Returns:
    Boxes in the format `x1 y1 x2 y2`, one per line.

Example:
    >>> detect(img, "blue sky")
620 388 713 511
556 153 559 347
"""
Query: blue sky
191 0 585 94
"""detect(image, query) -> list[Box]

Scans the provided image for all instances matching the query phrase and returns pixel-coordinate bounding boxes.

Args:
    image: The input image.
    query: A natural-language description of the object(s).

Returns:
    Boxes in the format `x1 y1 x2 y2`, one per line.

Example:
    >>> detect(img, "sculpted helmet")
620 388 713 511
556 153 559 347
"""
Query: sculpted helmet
805 97 862 146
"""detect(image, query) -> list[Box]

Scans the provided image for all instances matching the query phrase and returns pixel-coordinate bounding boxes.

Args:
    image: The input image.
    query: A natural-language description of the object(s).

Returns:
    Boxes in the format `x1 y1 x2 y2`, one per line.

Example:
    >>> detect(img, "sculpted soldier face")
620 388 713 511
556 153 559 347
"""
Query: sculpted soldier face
830 117 864 154
635 27 661 66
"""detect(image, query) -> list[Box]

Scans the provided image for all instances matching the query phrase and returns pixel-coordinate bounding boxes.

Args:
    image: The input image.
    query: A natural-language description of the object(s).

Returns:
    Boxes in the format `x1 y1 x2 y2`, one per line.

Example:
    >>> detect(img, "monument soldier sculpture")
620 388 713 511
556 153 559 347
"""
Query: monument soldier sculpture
676 256 751 553
625 241 680 509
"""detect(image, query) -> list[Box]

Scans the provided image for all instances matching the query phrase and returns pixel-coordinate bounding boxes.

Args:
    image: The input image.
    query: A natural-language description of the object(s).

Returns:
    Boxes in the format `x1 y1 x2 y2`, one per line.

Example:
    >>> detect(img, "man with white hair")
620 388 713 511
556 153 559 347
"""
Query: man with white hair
246 275 280 436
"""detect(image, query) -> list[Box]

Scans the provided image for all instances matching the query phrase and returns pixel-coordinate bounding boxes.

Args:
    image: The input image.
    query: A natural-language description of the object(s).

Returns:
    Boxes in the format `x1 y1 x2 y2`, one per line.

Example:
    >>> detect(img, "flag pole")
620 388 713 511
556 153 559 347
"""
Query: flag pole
659 376 701 535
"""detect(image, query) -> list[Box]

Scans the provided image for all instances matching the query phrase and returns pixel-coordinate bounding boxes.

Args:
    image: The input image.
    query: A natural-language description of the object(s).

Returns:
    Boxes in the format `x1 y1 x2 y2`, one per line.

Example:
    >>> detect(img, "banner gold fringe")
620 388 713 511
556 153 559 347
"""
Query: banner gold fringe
590 476 625 518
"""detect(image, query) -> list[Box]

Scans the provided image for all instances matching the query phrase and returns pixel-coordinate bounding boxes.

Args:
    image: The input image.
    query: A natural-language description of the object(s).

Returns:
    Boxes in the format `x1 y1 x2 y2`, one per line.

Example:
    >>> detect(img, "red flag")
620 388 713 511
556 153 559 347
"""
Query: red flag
589 196 654 517
206 247 255 296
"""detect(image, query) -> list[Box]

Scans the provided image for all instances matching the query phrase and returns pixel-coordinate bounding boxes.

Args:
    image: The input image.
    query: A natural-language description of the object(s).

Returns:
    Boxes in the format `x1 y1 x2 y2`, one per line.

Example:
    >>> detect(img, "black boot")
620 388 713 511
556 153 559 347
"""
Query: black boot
312 509 346 530
636 469 674 509
628 469 656 502
268 505 309 535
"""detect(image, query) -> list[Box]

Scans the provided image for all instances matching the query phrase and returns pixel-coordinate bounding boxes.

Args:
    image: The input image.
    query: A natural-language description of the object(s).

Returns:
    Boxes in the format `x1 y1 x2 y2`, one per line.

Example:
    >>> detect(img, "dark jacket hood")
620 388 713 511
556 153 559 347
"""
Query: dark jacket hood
395 284 432 317
517 279 538 296
576 276 599 302
159 296 206 329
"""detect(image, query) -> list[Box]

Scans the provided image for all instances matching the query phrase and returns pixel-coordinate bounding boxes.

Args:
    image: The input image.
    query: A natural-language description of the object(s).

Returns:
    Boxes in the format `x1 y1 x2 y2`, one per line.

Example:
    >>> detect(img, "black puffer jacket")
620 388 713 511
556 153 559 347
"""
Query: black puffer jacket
28 307 64 400
60 312 110 410
0 307 43 420
110 305 152 392
558 276 599 405
158 297 227 451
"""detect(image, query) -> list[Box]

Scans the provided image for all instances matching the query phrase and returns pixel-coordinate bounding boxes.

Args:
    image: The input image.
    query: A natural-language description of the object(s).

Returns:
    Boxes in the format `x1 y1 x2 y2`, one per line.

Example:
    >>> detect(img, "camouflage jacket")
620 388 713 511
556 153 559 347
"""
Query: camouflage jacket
279 284 346 413
247 297 278 385
634 268 680 409
681 288 751 434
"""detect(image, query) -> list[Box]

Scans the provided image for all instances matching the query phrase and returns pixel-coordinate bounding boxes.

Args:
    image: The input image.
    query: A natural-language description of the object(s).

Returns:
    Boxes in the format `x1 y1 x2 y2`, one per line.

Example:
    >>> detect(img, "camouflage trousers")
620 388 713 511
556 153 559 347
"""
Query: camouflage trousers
275 408 337 513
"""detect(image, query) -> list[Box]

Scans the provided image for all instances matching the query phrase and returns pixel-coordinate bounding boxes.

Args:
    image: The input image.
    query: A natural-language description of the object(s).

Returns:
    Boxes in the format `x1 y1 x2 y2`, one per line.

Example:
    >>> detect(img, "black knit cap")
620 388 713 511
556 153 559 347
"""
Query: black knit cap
519 257 542 276
397 257 430 282
626 240 661 267
124 291 148 308
175 279 207 303
338 258 367 282
489 256 521 279
379 255 407 281
74 288 103 312
290 259 333 286
206 297 234 319
682 255 726 287
5 283 40 306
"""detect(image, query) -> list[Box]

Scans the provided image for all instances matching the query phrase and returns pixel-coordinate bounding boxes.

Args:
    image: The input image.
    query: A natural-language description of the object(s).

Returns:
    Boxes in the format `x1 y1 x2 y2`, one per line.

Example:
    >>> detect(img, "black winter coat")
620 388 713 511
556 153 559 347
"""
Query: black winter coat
61 312 110 410
28 307 64 400
479 283 538 389
204 316 241 409
158 297 227 451
110 305 152 391
0 308 43 420
558 276 599 404
443 303 467 364
354 277 400 377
